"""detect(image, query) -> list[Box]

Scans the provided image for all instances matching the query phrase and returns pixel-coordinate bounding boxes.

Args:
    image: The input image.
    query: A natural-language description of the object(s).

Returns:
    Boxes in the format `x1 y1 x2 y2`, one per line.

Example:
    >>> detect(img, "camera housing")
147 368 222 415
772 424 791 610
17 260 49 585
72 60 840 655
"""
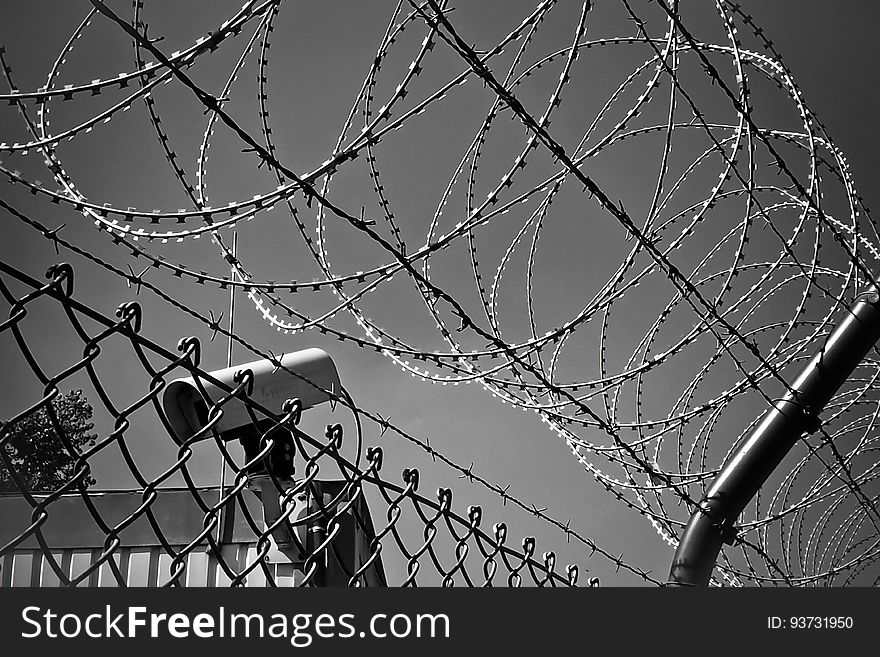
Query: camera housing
161 347 340 445
161 348 347 570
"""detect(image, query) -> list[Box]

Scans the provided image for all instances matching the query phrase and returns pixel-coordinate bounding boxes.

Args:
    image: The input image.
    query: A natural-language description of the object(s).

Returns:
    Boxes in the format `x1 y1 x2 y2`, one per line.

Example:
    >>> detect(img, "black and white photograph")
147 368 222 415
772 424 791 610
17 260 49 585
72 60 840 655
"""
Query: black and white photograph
0 0 878 649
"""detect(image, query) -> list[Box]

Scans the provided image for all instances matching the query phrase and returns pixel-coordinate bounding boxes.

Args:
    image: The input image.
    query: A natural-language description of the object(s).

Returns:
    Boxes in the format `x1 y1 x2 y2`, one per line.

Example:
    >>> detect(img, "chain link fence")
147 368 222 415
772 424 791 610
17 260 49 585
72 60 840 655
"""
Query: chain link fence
0 259 591 587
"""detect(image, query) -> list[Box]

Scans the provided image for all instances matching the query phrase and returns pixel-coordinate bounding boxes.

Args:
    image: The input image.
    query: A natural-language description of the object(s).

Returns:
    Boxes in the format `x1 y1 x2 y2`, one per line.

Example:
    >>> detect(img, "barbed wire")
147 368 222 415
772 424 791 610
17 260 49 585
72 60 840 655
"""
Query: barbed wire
2 0 879 584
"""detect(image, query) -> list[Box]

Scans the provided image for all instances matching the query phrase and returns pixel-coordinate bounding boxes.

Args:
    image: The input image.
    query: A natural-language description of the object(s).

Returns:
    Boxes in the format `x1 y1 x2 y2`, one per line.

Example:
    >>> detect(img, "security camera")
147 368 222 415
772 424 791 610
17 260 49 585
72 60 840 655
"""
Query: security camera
162 347 340 479
162 347 340 445
162 348 343 567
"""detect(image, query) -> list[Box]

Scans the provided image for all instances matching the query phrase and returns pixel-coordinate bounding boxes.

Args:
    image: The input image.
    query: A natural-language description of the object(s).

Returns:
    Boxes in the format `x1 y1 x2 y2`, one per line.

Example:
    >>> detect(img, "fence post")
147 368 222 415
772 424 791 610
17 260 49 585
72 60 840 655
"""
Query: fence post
668 287 880 586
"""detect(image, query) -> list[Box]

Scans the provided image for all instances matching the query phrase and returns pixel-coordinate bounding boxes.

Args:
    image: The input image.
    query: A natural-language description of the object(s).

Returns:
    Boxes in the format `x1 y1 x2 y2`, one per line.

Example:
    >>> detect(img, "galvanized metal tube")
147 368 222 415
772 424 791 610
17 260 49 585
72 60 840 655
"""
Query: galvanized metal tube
668 289 880 586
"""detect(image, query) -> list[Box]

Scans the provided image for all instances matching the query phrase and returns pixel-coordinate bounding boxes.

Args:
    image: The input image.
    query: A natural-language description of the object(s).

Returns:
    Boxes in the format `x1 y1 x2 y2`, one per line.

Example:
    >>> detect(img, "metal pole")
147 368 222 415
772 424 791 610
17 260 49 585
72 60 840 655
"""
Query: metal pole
307 485 328 587
216 231 237 546
668 288 880 586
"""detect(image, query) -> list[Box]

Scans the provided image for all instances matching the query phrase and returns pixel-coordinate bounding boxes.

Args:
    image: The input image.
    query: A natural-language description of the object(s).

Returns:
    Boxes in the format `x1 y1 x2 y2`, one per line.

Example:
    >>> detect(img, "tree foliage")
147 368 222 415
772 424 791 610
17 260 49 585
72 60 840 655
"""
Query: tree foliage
0 390 98 493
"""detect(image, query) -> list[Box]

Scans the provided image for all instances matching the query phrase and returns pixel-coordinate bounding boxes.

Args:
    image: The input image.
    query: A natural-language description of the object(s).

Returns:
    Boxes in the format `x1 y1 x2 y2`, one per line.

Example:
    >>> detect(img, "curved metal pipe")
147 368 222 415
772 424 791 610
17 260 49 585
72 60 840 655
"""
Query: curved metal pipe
668 288 880 586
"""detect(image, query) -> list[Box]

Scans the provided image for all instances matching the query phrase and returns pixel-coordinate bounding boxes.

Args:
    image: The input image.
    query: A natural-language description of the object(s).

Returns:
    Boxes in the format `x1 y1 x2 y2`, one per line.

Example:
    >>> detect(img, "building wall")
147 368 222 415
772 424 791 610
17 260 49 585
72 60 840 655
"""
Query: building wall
1 544 305 587
0 485 384 587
